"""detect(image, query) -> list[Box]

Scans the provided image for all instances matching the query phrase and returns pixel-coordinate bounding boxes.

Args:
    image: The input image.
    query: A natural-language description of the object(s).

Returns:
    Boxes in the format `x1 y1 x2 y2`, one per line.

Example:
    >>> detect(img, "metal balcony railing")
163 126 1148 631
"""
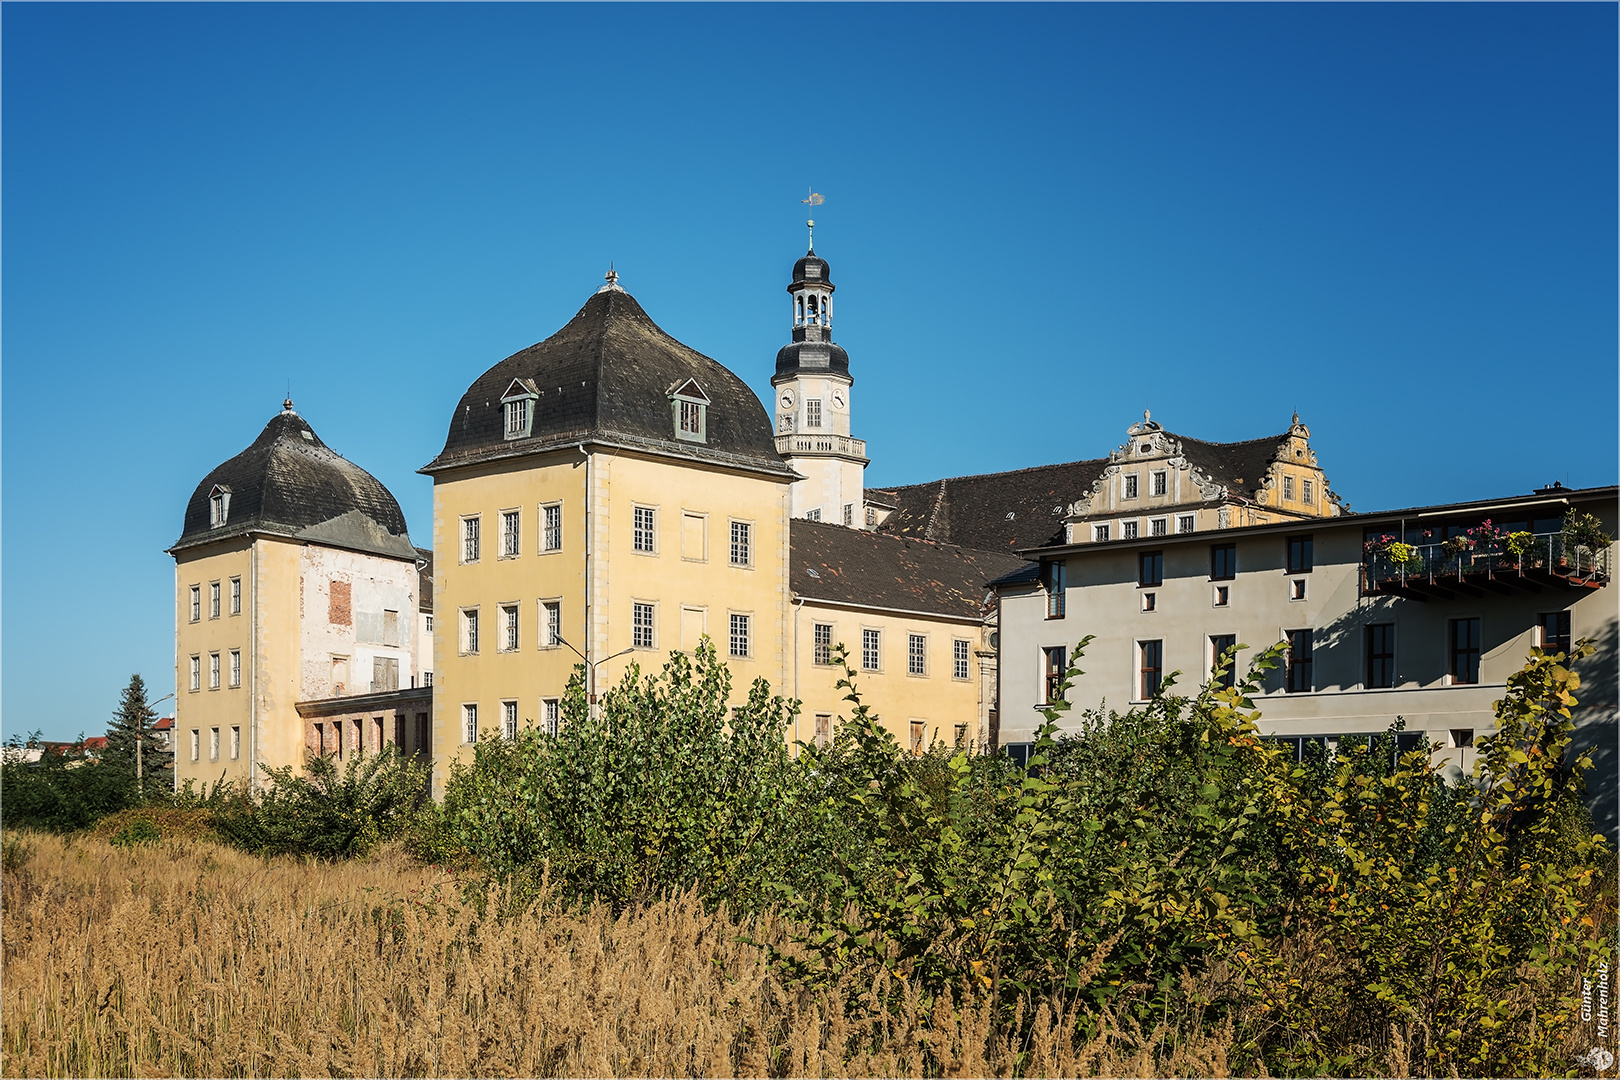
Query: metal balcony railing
775 434 867 458
1363 532 1610 597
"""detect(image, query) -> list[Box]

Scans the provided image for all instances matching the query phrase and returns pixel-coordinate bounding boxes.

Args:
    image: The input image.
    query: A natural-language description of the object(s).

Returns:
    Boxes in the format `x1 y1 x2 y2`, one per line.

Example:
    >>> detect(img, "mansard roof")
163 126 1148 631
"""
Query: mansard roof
872 459 1109 552
790 519 1028 620
172 406 415 559
1174 431 1297 493
422 285 794 479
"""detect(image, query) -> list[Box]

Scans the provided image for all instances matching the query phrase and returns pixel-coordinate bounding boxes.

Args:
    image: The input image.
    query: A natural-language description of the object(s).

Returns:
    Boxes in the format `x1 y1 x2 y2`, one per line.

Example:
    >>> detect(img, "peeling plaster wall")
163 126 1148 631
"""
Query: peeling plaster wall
300 545 418 700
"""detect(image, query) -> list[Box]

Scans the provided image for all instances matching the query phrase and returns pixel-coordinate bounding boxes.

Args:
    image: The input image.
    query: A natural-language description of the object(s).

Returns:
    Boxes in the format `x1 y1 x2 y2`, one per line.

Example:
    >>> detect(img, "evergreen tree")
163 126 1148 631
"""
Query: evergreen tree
105 674 172 797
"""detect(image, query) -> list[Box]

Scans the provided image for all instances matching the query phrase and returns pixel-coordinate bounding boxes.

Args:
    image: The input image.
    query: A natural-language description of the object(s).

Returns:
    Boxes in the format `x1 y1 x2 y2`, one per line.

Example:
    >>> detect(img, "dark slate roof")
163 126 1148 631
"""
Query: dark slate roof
791 252 832 287
790 519 1028 620
1176 431 1291 493
875 459 1109 552
422 286 794 478
416 548 434 613
172 407 415 559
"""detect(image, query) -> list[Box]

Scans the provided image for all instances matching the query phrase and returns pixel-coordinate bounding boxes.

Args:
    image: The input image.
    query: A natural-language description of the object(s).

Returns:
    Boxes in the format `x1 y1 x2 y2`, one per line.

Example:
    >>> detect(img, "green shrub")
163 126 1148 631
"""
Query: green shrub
109 816 162 848
1 734 138 833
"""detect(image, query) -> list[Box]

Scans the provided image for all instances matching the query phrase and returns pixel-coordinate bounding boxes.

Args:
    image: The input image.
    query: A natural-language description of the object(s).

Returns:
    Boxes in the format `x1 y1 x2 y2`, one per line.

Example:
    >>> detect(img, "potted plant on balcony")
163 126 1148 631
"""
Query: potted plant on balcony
1561 509 1613 565
1504 530 1537 568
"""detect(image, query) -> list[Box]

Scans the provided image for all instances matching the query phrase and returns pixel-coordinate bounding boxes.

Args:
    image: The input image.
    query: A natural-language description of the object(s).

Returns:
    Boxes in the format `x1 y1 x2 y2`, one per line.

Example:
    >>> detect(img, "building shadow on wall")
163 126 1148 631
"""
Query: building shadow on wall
1573 618 1617 841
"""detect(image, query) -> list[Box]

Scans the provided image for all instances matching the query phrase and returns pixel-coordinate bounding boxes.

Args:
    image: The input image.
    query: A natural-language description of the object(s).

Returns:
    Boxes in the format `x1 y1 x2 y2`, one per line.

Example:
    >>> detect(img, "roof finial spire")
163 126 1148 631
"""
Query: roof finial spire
1292 409 1300 427
801 188 824 252
1144 407 1151 423
283 395 296 415
596 261 624 294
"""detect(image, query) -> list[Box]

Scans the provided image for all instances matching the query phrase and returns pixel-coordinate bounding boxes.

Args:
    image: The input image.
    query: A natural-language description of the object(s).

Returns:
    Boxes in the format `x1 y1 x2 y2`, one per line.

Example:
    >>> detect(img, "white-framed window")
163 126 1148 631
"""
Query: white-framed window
813 623 833 666
209 582 221 619
814 714 832 748
670 380 709 443
189 585 201 622
189 654 201 692
805 508 822 522
1302 479 1315 504
1150 517 1167 536
209 727 220 761
461 516 481 563
730 520 752 566
462 703 479 744
542 698 560 737
633 506 657 553
229 577 242 615
501 509 521 558
679 399 703 435
541 503 563 552
633 602 656 649
843 503 854 527
208 652 221 690
805 398 823 429
540 600 561 648
866 506 877 526
190 729 200 761
908 633 927 676
502 700 519 740
1151 470 1167 497
1177 515 1196 534
425 614 433 633
953 639 971 680
1123 474 1139 499
209 487 231 527
229 650 241 688
1093 524 1110 542
230 726 241 760
504 397 531 439
461 607 480 654
861 628 880 672
729 613 751 658
1283 475 1295 501
1123 520 1139 540
500 603 520 651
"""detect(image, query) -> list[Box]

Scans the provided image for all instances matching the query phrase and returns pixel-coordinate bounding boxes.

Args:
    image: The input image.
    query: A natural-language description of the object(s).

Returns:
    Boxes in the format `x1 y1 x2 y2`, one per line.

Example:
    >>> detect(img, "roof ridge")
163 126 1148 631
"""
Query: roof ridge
884 455 1109 492
1173 429 1291 450
794 517 1029 561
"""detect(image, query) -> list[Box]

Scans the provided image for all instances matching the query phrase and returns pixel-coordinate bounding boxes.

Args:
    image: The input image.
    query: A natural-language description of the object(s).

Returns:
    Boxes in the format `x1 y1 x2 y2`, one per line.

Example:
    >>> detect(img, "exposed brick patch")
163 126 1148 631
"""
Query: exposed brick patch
329 579 352 626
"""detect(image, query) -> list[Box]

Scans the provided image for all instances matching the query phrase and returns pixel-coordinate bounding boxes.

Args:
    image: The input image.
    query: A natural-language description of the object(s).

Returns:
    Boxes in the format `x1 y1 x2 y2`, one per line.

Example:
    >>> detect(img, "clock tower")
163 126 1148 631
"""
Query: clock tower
771 232 868 526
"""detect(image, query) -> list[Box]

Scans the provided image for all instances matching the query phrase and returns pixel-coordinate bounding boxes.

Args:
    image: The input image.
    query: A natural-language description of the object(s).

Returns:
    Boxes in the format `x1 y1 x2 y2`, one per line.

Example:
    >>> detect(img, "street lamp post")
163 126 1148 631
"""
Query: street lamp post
552 637 634 707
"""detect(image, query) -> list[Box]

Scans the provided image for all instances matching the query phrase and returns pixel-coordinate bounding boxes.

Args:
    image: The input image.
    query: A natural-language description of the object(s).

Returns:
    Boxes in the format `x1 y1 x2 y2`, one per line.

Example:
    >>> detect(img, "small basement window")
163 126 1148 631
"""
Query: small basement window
669 378 710 443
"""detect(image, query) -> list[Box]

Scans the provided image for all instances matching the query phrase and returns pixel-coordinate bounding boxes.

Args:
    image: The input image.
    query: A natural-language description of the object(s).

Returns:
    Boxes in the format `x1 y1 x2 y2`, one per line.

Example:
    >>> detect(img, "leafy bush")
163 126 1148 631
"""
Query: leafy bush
109 816 162 848
1 733 139 833
442 639 817 911
212 744 430 859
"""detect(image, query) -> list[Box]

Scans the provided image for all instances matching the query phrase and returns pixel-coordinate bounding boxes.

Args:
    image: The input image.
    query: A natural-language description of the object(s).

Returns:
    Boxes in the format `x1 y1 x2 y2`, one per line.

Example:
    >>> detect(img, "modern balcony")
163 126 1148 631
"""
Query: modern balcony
1362 532 1610 601
775 433 868 459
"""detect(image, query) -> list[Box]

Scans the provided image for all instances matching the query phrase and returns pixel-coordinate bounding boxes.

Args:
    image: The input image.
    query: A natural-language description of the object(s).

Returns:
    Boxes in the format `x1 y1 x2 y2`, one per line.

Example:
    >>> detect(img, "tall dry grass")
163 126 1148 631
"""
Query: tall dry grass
1 830 1236 1078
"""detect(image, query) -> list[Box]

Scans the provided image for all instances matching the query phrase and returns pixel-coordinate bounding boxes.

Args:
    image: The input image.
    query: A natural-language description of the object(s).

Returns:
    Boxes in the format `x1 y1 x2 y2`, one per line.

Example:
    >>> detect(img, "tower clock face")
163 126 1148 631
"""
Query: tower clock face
779 388 796 409
831 388 847 410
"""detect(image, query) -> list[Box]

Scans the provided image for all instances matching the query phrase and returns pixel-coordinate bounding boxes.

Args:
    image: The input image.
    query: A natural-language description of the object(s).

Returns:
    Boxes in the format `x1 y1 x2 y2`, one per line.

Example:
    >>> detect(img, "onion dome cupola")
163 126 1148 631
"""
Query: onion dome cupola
422 270 793 480
172 400 416 559
774 238 849 380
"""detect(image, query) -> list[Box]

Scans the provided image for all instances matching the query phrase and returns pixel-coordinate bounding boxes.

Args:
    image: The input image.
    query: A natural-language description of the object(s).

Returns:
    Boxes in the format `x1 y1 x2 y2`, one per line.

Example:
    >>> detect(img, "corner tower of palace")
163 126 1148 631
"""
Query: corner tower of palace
770 232 869 527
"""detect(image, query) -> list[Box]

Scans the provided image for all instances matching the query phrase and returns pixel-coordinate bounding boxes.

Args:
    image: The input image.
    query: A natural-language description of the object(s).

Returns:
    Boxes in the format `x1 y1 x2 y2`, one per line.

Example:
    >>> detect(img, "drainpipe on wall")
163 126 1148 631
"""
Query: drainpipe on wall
250 537 260 796
578 444 592 707
992 587 1003 753
792 594 805 754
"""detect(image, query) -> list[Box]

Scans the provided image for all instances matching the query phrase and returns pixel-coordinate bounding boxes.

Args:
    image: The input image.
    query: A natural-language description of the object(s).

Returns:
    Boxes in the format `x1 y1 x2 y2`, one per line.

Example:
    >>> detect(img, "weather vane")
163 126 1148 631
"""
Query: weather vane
802 187 824 250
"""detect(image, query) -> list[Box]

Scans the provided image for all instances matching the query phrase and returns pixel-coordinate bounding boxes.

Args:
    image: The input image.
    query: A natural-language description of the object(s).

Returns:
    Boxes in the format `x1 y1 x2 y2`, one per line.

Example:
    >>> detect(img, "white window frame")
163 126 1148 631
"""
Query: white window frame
502 700 519 741
843 503 854 527
633 601 657 650
461 515 481 564
729 519 753 567
1283 475 1295 501
812 622 834 666
230 726 241 760
209 727 220 761
907 633 928 677
1302 479 1315 504
861 628 881 672
1150 517 1168 537
190 729 200 761
1123 473 1139 499
500 508 522 559
728 612 752 659
1177 515 1196 534
1093 524 1109 542
1122 520 1139 540
1151 470 1167 497
461 607 481 655
539 599 562 649
189 585 201 623
462 703 479 745
633 505 658 554
229 649 241 688
953 639 971 681
670 381 709 443
540 502 563 553
805 397 823 430
499 602 520 652
209 581 221 619
229 577 242 615
207 652 221 690
501 381 537 441
188 654 201 692
541 698 560 737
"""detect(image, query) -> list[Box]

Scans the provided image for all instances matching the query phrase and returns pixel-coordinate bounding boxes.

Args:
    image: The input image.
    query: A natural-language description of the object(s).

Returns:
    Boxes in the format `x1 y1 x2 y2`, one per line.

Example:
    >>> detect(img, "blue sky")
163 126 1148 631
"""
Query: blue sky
4 3 1615 740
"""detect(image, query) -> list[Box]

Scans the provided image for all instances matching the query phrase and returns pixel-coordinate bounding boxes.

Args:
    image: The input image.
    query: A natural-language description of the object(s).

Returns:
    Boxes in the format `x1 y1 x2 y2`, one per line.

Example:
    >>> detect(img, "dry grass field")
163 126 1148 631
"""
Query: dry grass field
1 830 1239 1079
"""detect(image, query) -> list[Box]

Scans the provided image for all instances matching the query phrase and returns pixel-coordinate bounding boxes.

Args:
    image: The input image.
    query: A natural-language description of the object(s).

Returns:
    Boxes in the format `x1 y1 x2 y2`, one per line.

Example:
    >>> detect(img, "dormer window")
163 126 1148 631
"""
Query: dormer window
500 379 538 441
208 485 231 528
668 378 709 443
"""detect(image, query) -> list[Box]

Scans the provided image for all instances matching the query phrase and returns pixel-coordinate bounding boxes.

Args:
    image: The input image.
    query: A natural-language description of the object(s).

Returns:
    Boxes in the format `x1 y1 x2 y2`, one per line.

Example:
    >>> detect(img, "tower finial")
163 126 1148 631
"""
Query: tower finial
283 395 296 415
1292 410 1300 427
801 188 824 252
596 261 623 294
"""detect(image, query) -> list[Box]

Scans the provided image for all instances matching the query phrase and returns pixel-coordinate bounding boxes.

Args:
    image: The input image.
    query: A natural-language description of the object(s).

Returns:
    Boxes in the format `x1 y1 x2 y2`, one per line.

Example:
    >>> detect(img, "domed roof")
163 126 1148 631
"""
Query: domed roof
423 283 794 479
172 404 415 559
775 339 850 378
791 252 833 287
